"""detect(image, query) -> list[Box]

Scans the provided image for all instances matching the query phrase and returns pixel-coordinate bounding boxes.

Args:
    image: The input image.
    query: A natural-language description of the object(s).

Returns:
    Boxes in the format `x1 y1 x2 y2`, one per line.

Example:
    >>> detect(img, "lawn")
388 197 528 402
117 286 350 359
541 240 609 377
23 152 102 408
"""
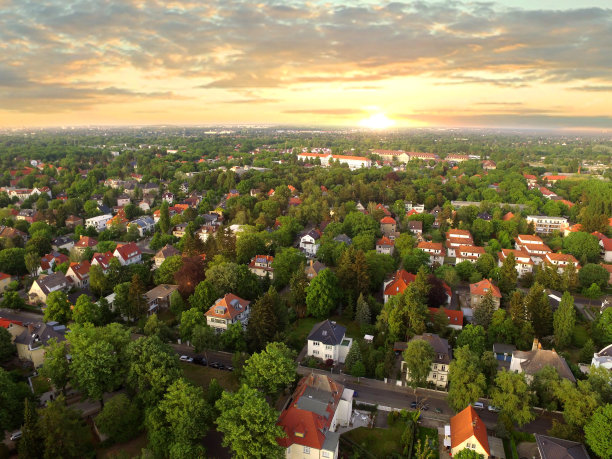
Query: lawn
180 362 239 392
30 375 52 395
286 317 319 351
342 423 405 458
97 433 147 458
571 324 589 348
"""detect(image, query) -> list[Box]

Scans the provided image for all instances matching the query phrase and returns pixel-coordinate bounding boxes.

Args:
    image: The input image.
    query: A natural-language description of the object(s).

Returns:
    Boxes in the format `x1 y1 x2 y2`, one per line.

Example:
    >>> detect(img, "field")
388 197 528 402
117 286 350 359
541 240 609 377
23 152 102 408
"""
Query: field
180 361 239 392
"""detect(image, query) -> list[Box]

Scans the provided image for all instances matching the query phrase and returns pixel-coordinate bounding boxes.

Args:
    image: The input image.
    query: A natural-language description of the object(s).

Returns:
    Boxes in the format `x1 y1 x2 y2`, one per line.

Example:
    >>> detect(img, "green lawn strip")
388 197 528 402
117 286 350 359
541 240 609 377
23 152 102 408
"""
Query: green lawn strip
180 361 239 392
31 374 52 395
287 317 319 351
341 422 405 457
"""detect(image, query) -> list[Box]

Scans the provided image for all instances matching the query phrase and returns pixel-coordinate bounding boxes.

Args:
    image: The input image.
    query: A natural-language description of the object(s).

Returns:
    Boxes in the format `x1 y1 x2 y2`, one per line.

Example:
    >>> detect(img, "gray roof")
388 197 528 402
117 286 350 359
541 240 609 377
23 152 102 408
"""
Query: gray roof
52 236 73 246
36 272 68 295
307 320 346 346
296 387 333 418
493 343 516 354
13 321 67 348
333 234 352 244
410 333 452 364
512 349 576 383
322 431 340 452
535 434 590 459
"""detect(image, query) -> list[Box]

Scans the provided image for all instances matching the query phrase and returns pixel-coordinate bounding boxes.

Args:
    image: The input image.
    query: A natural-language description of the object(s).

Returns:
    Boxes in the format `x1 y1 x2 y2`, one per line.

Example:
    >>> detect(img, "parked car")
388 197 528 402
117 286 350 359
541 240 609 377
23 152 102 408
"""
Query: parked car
210 362 222 369
10 431 22 441
473 402 484 410
487 405 500 413
224 365 234 372
193 357 207 366
179 355 193 363
410 401 418 409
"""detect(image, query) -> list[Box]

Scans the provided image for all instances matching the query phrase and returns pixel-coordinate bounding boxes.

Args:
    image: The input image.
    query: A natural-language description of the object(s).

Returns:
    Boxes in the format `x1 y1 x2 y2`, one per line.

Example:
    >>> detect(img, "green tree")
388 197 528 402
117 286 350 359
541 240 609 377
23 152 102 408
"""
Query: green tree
355 293 371 328
0 367 31 437
531 366 561 412
472 292 496 329
553 291 576 349
88 263 108 296
2 291 26 309
0 327 15 362
579 263 609 290
72 294 101 325
189 280 219 312
456 324 487 357
491 371 534 430
43 291 72 324
475 253 496 279
38 396 93 459
524 282 553 338
242 342 296 395
247 287 283 352
563 232 601 264
584 404 612 459
448 346 487 412
508 291 527 324
18 398 43 459
555 379 600 432
498 252 518 296
0 248 28 274
236 232 266 264
126 273 147 322
220 322 247 352
126 335 182 406
215 385 285 459
403 339 435 389
25 251 40 276
454 449 484 459
159 201 171 234
155 255 183 285
288 265 308 317
271 247 306 289
180 307 207 343
387 285 429 340
306 268 339 318
95 393 142 443
192 324 217 353
143 313 173 342
40 338 70 394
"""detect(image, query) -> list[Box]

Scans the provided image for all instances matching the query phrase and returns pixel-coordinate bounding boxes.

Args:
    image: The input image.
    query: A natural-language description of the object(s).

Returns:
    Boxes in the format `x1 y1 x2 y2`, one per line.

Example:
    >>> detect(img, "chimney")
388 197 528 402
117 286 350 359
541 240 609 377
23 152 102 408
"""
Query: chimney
309 259 313 268
532 338 539 351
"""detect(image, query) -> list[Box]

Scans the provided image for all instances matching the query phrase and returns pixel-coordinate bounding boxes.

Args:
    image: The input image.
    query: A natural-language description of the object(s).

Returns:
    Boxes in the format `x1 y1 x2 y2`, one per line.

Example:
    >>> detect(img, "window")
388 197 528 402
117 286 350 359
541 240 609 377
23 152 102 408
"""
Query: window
325 345 333 350
303 446 310 454
325 354 332 359
433 364 438 370
322 451 330 458
313 350 319 355
312 341 320 346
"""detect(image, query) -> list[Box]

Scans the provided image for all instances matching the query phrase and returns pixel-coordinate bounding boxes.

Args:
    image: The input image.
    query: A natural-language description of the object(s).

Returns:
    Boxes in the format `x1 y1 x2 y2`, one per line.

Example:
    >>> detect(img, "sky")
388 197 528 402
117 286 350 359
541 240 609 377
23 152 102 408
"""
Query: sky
1 0 611 130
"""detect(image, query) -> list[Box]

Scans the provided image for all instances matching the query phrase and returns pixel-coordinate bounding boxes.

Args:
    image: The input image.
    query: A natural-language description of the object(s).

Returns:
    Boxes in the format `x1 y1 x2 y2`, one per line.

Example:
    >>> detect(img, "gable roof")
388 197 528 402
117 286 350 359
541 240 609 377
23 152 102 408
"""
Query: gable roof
470 279 501 298
67 260 91 280
307 320 346 346
376 236 394 247
380 216 396 224
535 434 590 459
75 236 98 248
91 251 115 270
410 333 452 363
384 269 416 296
114 242 142 261
428 307 463 327
40 251 69 271
450 406 490 456
205 293 250 320
155 244 180 259
34 271 69 295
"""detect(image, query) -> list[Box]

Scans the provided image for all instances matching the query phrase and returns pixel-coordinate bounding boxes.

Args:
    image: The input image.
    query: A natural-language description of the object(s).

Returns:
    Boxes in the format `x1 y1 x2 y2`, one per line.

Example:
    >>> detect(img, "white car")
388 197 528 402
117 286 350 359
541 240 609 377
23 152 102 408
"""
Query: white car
179 355 193 363
10 431 22 441
487 405 500 413
473 402 484 410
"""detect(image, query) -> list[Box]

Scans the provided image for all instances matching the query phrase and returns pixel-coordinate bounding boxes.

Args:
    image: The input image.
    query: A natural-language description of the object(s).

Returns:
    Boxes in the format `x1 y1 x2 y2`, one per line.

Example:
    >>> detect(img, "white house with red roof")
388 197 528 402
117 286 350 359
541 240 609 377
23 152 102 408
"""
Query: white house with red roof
498 248 534 277
73 235 98 255
277 374 352 459
113 242 142 266
376 236 394 255
445 406 490 457
515 234 552 264
417 241 445 265
597 235 612 262
205 293 251 333
383 269 416 303
248 255 274 280
445 230 473 258
65 260 91 289
91 251 115 273
544 253 580 272
470 279 501 309
38 251 69 275
428 307 463 330
455 245 485 264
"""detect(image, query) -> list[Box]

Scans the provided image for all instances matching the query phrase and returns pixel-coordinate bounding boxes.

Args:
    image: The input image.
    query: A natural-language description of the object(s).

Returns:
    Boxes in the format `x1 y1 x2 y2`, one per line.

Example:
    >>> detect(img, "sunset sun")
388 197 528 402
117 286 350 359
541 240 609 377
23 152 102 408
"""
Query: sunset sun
359 113 395 129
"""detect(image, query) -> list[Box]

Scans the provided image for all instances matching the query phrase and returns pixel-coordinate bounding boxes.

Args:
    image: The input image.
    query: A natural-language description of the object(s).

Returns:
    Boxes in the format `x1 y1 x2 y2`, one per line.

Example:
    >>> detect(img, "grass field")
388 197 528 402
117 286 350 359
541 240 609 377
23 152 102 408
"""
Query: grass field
30 375 52 395
286 317 319 351
342 424 405 457
180 362 239 392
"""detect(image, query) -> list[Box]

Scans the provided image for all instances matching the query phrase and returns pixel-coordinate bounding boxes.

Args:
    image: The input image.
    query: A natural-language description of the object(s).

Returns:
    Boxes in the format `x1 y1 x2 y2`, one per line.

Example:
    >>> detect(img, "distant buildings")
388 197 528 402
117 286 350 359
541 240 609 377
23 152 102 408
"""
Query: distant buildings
526 215 568 234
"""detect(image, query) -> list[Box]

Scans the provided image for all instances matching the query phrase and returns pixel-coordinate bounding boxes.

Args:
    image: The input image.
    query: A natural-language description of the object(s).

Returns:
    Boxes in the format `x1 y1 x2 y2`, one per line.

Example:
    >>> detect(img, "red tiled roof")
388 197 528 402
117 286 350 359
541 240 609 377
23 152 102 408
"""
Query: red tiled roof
91 251 115 269
523 173 537 180
377 236 394 247
380 216 396 224
205 293 250 320
516 234 544 244
601 237 612 252
0 318 22 328
470 279 501 298
428 307 462 326
543 175 569 181
0 272 11 281
384 270 415 296
114 242 142 261
418 241 445 253
502 212 515 221
68 260 91 280
75 236 98 248
499 248 533 264
545 253 579 264
446 229 472 238
450 406 490 455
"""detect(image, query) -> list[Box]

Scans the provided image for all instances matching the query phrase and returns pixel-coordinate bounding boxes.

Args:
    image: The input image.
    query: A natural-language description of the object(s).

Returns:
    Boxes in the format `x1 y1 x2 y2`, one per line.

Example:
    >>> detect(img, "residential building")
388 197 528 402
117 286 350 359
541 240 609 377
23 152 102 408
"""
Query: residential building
130 216 155 237
445 153 470 162
196 225 217 243
526 215 568 234
300 229 321 256
599 236 612 263
205 293 251 332
307 320 352 364
510 339 576 383
305 259 326 279
28 272 70 303
380 216 397 237
117 194 131 206
417 241 445 265
591 343 612 370
0 226 27 243
455 245 485 264
445 230 473 257
470 279 501 309
91 251 115 273
428 308 463 330
405 202 425 213
113 242 142 266
0 272 13 293
297 153 371 169
482 160 496 170
402 333 452 388
383 269 415 303
248 255 274 280
154 244 180 268
7 319 68 367
407 220 423 235
145 284 178 314
52 235 74 251
333 234 352 245
277 374 353 459
544 252 580 272
73 235 98 256
85 214 113 231
65 260 91 289
376 236 394 255
515 234 552 264
38 251 69 275
445 406 490 458
493 343 516 363
534 434 590 459
65 215 83 229
498 248 533 277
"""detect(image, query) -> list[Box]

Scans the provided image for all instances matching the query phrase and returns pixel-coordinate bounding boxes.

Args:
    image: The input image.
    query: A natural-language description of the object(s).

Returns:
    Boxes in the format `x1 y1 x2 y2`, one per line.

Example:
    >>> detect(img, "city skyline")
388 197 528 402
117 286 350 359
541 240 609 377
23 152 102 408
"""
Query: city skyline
1 0 611 130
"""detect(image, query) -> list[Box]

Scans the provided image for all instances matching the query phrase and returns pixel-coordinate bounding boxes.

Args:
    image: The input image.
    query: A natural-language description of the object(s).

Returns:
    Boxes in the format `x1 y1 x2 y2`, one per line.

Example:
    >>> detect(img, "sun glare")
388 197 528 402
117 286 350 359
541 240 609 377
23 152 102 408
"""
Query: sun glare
359 113 395 129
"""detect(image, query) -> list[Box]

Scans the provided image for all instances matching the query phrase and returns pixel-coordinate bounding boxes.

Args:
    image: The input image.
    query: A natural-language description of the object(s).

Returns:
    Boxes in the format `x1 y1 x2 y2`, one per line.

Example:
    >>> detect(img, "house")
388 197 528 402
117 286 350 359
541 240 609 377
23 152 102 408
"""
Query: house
455 245 486 264
130 216 155 237
305 259 326 279
534 434 590 459
39 251 69 275
510 338 576 383
248 255 274 280
470 279 501 309
154 245 181 268
498 248 533 277
526 215 568 234
402 333 452 388
162 192 174 203
172 223 188 238
17 209 36 223
91 251 115 273
0 272 13 293
300 230 321 256
599 236 612 263
307 320 352 364
65 260 91 289
376 236 395 255
117 194 131 207
0 226 28 243
52 235 74 251
515 234 552 264
144 284 178 314
277 374 353 459
9 320 67 367
445 230 473 257
196 225 217 243
65 215 83 229
383 269 416 303
445 406 490 458
114 242 142 266
482 160 496 170
205 293 251 332
493 343 516 364
602 264 612 285
380 216 397 237
591 343 612 370
428 308 463 330
408 220 423 235
73 235 98 256
333 234 352 245
417 241 445 265
85 214 113 231
28 272 70 304
544 252 580 272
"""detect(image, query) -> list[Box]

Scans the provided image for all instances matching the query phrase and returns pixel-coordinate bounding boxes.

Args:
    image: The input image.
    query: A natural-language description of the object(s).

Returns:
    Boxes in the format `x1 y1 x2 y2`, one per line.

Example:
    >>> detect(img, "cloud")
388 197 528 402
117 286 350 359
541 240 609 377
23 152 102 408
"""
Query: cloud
222 97 281 104
569 85 612 92
283 108 367 116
